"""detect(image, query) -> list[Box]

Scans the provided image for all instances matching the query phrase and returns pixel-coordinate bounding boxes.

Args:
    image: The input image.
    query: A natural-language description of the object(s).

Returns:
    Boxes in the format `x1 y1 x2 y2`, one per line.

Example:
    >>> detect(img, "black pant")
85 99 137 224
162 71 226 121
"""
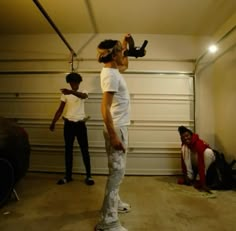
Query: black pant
63 119 91 179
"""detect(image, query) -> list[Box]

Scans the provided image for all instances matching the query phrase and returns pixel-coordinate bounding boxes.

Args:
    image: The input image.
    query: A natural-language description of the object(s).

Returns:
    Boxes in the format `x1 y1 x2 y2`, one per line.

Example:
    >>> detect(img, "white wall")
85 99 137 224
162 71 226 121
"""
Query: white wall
0 33 207 69
214 47 236 158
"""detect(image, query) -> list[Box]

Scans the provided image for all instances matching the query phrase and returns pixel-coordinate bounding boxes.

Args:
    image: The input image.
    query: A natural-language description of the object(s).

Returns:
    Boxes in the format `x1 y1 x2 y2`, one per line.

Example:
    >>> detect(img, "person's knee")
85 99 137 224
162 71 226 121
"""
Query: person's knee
109 168 125 183
204 148 215 169
204 149 215 160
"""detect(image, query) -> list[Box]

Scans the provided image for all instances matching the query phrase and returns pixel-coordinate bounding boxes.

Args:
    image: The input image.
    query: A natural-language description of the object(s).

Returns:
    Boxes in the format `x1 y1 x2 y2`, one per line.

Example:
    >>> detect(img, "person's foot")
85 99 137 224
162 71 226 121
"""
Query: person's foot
57 177 73 185
94 225 128 231
85 177 95 186
118 201 131 213
177 177 192 186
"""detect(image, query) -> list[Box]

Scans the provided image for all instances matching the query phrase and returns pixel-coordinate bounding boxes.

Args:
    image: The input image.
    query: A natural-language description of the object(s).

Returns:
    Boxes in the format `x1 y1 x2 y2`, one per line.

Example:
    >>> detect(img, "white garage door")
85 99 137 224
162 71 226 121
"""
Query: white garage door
0 70 194 175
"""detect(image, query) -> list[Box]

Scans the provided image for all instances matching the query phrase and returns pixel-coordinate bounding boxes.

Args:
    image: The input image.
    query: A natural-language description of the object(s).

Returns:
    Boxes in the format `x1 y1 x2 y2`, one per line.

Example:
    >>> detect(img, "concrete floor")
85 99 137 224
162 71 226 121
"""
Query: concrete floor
0 173 236 231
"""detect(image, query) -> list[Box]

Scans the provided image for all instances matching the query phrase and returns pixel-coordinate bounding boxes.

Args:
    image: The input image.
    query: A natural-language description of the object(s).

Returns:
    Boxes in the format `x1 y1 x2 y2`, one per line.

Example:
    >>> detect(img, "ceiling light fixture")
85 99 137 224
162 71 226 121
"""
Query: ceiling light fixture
208 44 218 53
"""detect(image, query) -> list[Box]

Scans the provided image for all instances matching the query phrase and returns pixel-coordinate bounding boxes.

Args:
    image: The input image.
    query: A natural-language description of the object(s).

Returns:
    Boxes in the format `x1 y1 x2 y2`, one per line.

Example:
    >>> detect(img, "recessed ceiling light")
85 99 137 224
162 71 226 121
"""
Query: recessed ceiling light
208 44 218 53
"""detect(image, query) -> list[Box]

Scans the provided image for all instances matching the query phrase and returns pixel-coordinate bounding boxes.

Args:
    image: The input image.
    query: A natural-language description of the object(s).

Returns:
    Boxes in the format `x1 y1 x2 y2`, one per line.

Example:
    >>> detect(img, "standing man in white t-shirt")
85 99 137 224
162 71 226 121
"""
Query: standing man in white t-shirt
49 72 94 186
95 34 131 231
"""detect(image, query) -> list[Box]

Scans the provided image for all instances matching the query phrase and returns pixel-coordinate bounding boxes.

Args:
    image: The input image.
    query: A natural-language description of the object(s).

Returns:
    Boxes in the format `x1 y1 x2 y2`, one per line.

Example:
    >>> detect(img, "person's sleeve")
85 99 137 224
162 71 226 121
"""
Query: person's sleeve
181 145 187 175
196 140 206 186
60 94 66 102
181 156 187 175
101 72 119 92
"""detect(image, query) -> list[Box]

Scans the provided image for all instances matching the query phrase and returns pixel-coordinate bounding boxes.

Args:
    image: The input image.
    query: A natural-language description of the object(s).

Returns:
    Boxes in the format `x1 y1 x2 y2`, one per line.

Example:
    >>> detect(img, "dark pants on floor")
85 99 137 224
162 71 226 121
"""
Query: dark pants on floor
63 119 91 179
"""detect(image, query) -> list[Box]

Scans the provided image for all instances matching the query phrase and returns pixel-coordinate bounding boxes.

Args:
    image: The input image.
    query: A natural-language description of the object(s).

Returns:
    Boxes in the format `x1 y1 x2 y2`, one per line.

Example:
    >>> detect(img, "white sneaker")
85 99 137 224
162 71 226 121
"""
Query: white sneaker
118 201 131 213
109 226 128 231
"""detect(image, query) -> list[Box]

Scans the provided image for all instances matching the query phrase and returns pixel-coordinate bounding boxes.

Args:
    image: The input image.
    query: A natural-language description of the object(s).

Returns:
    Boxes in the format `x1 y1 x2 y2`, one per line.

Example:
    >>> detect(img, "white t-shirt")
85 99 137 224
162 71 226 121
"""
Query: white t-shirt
100 67 130 126
60 90 87 122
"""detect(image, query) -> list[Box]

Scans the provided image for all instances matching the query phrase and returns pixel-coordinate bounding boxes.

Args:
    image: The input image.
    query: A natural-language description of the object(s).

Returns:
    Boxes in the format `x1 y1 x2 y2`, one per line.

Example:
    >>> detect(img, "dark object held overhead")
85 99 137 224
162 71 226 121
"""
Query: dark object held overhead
123 36 148 58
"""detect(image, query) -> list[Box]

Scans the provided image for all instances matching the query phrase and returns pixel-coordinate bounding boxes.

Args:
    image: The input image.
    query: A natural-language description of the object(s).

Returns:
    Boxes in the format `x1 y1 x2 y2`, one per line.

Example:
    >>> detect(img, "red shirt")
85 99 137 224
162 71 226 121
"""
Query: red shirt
181 133 210 186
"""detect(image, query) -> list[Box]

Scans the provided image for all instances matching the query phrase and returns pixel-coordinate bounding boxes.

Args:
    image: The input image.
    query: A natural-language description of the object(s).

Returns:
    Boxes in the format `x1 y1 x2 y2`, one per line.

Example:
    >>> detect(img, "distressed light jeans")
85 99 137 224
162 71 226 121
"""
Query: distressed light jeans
97 126 128 230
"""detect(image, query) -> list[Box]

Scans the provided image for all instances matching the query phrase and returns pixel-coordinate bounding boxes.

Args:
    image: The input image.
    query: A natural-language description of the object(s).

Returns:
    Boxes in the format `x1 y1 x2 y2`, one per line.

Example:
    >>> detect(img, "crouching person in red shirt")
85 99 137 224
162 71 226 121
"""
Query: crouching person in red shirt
177 126 215 193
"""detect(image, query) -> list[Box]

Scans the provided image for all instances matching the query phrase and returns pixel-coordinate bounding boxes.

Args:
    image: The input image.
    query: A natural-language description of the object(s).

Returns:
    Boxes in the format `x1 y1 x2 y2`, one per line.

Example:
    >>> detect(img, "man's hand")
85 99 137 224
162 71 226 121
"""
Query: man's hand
122 33 131 50
110 135 126 153
49 123 55 131
194 181 212 194
199 185 212 194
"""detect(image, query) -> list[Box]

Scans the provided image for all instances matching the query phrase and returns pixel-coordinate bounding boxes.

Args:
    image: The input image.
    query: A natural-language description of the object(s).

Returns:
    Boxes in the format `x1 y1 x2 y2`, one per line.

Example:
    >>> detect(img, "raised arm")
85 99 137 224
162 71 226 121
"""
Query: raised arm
118 33 131 73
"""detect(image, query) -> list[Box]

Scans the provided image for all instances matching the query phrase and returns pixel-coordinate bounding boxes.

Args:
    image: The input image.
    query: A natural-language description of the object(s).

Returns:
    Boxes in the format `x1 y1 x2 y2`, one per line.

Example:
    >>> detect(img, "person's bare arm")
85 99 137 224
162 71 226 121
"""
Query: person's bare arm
101 92 125 152
60 89 88 99
118 33 130 73
49 101 65 131
118 56 128 73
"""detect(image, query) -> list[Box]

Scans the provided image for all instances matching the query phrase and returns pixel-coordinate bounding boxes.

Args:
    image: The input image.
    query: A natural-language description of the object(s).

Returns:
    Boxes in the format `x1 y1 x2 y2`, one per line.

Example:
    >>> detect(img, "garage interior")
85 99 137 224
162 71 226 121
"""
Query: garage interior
0 0 236 230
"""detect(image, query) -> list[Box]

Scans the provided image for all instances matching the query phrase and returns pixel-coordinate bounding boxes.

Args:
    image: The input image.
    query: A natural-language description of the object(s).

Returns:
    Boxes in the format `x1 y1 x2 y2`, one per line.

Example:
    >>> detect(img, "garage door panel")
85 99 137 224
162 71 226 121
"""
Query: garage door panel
125 74 193 95
0 71 193 175
131 101 193 120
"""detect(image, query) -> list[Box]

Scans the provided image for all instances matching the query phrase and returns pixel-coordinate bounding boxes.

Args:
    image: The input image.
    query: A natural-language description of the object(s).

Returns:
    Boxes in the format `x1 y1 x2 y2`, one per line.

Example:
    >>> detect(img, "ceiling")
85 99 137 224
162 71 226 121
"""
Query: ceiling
0 0 235 36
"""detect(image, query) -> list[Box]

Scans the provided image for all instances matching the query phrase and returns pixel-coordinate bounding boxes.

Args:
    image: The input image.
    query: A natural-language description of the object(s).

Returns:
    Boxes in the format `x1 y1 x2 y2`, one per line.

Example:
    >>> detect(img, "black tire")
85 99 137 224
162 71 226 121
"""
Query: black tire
0 158 14 208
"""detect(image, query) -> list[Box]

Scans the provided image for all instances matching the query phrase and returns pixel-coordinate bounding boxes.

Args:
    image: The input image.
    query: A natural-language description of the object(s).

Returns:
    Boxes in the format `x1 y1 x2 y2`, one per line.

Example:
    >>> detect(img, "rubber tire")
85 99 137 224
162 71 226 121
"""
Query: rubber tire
0 158 14 208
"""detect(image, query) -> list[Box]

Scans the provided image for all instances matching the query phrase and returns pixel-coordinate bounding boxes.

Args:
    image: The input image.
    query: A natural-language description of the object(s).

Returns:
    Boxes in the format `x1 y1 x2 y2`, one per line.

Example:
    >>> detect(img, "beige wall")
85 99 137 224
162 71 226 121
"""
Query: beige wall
214 13 236 159
195 13 236 160
214 40 236 158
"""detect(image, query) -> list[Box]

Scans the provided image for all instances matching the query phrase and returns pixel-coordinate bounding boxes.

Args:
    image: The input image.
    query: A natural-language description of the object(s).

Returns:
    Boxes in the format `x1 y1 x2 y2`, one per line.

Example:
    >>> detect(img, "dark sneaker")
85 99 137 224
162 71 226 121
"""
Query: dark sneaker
57 177 73 185
85 177 95 185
